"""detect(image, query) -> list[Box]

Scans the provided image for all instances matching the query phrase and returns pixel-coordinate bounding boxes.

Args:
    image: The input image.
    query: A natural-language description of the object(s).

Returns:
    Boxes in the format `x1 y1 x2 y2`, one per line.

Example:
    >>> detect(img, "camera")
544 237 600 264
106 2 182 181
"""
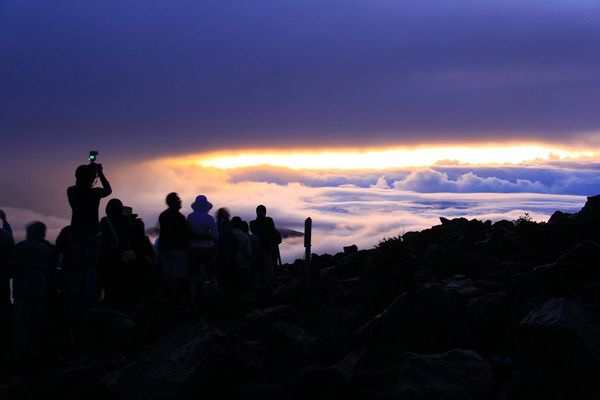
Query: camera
89 151 99 163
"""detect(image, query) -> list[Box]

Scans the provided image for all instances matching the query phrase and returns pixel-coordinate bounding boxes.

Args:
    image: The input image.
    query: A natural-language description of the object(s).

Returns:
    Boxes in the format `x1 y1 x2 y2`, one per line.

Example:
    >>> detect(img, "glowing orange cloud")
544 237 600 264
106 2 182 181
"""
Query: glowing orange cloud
162 144 597 171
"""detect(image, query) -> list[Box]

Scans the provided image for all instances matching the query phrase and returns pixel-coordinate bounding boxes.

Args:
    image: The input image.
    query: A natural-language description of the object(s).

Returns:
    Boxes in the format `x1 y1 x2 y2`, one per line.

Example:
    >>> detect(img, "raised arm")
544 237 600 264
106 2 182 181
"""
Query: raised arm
96 164 112 197
0 209 13 239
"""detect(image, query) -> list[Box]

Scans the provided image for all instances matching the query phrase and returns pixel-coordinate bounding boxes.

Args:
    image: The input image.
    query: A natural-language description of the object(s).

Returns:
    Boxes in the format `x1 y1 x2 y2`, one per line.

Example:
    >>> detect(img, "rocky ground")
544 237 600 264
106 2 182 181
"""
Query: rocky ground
3 196 600 399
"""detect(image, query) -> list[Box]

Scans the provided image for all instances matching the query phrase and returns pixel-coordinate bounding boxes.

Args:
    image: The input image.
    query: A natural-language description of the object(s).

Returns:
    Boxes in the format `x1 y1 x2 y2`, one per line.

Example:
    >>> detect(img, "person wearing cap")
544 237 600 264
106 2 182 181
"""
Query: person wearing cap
187 195 218 307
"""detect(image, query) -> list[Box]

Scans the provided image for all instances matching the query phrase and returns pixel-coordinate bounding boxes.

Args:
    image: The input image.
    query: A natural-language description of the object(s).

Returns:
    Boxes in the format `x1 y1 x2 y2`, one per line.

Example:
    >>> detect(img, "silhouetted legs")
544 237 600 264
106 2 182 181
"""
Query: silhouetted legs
13 296 45 360
189 249 213 310
160 250 189 311
68 236 100 317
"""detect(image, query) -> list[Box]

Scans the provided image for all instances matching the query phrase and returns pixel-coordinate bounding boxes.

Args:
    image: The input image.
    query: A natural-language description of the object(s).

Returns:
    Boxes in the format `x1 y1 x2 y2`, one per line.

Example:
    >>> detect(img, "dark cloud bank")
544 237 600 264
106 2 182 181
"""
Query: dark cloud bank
2 0 600 162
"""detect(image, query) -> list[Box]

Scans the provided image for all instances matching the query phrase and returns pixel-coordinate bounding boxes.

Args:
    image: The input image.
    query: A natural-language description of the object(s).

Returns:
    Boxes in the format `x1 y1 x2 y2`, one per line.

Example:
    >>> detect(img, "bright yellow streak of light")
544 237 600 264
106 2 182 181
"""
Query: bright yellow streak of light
181 145 596 170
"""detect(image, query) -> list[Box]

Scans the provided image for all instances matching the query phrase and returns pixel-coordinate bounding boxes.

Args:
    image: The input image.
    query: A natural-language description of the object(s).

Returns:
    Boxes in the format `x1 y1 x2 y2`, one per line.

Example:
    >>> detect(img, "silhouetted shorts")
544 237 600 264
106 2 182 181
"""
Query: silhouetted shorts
69 234 101 316
189 247 214 282
160 250 188 278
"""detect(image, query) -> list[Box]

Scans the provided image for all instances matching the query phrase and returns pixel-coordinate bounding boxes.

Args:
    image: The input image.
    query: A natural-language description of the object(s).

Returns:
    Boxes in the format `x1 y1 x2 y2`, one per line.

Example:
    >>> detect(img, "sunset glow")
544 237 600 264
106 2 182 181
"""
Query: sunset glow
170 145 597 171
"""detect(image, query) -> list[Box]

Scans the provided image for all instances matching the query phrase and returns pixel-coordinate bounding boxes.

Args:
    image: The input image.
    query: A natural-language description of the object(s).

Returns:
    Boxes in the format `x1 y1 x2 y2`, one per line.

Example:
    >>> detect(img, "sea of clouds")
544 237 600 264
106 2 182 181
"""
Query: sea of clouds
3 160 598 262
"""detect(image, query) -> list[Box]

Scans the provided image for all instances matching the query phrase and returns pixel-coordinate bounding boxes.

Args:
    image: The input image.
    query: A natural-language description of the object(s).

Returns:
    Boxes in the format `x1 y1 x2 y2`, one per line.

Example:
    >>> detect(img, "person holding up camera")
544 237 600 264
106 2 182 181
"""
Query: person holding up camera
66 154 112 319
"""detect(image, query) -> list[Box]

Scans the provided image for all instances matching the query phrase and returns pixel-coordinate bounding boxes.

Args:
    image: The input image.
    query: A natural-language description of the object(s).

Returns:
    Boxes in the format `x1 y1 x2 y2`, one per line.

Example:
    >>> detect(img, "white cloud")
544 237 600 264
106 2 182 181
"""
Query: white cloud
370 176 390 189
3 161 593 263
391 169 547 193
109 161 588 262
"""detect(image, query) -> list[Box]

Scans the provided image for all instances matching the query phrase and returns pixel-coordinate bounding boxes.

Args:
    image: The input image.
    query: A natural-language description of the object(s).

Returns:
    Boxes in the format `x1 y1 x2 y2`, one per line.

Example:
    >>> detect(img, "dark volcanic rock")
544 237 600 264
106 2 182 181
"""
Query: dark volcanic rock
517 297 600 365
515 298 600 397
579 194 600 217
388 349 494 400
9 194 600 400
557 239 600 283
467 291 511 352
343 244 358 255
102 319 239 400
75 307 136 351
358 286 470 356
442 274 485 298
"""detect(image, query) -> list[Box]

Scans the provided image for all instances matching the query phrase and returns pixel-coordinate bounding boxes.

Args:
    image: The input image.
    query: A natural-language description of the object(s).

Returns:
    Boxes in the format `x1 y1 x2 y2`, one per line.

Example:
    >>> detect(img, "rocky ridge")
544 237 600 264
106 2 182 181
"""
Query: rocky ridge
4 195 600 399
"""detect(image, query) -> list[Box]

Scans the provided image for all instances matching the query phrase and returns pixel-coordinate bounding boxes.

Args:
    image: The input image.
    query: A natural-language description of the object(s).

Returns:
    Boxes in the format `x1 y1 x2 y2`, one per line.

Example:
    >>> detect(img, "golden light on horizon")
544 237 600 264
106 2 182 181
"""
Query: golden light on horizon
162 144 597 171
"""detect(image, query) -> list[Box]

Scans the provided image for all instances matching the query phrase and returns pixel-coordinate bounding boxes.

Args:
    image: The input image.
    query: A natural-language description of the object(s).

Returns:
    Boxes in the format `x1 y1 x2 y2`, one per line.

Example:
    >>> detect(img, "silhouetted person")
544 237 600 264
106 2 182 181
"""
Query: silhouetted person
231 217 251 289
247 222 261 288
55 225 72 277
187 195 218 307
157 193 190 310
0 210 15 358
54 225 72 353
9 222 57 362
216 208 236 289
67 163 111 317
132 216 156 302
250 205 281 284
99 199 136 308
0 209 13 238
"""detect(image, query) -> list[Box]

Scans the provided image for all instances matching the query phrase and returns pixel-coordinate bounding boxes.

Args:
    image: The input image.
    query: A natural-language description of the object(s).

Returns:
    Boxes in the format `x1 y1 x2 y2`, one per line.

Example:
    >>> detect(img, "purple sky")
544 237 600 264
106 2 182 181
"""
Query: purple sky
2 1 600 161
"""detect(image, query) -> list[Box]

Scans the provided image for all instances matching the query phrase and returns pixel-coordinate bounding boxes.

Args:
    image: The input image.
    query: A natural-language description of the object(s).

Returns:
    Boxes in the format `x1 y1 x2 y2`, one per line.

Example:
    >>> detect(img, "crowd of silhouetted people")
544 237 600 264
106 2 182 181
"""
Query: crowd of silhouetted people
0 162 282 368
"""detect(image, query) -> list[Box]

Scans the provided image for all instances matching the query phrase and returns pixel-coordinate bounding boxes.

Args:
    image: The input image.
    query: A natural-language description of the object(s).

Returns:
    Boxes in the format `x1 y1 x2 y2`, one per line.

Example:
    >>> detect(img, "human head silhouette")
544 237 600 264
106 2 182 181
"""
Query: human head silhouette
256 205 267 218
216 207 230 221
231 216 243 230
166 192 182 210
75 164 96 187
106 198 124 219
26 221 46 241
134 218 146 237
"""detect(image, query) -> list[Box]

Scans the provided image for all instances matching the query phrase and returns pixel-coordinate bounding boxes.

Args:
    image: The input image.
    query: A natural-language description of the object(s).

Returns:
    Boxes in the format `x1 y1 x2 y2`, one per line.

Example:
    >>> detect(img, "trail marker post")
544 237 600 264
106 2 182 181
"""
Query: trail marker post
304 217 312 289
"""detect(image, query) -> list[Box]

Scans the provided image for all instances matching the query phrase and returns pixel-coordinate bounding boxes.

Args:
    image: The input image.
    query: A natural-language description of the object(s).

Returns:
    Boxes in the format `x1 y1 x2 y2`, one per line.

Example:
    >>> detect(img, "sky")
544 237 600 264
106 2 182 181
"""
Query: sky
1 1 600 260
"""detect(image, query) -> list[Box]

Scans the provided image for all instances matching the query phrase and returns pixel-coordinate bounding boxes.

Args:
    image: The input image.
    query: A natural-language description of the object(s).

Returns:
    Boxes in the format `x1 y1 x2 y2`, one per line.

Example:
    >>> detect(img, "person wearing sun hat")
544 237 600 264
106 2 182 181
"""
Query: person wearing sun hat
187 195 218 307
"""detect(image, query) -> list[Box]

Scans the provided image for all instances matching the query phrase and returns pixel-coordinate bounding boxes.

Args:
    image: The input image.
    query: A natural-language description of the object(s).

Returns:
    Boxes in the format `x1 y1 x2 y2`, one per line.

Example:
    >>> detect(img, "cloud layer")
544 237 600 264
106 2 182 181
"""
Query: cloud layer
3 160 597 262
108 161 592 261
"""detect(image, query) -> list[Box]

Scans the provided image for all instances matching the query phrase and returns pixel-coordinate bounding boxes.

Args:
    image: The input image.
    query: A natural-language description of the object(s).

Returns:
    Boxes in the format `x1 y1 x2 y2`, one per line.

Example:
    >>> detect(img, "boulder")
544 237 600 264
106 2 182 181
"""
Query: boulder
511 263 569 298
517 297 600 387
500 368 600 400
389 350 494 400
102 319 239 400
442 274 484 298
579 194 600 217
75 307 136 351
261 322 318 365
343 245 358 255
358 286 470 356
557 239 600 283
467 291 511 351
269 347 380 400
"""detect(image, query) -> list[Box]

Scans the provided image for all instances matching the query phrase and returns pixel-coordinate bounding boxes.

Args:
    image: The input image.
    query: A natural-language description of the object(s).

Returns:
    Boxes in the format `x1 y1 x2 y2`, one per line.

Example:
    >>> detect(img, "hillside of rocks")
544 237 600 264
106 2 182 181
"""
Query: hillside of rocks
4 195 600 399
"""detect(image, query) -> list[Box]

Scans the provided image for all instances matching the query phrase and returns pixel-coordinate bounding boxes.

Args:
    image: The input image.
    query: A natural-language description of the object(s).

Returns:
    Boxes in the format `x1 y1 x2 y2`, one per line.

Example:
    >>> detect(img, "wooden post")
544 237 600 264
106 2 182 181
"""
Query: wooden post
304 217 312 289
